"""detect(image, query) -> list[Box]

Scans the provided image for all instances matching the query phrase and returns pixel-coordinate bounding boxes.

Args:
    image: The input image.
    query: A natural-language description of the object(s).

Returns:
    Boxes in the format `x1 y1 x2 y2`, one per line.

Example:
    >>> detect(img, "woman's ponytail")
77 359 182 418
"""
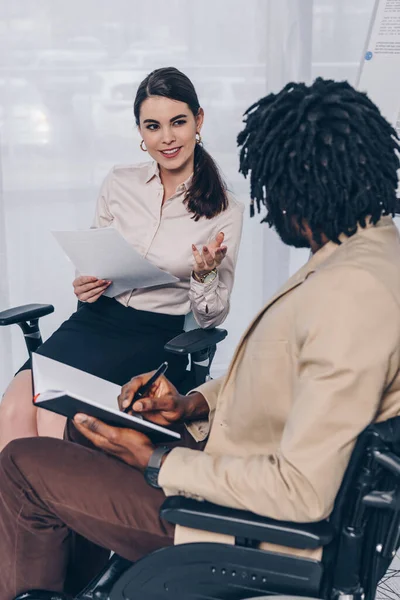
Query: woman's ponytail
184 144 228 221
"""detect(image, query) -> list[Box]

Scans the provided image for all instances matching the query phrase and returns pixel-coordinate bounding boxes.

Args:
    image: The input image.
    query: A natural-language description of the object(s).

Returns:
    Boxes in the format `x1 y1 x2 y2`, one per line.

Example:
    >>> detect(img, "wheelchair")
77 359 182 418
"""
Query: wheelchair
2 305 400 600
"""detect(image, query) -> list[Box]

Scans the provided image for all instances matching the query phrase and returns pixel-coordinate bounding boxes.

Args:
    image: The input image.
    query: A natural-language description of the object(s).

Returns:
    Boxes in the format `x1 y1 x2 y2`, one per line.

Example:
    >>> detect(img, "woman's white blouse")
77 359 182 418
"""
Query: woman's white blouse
93 161 244 328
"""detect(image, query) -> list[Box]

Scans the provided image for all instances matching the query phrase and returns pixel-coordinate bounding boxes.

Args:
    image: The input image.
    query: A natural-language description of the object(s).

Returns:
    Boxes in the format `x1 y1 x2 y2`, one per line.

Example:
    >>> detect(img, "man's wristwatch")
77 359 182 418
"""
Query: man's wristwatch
144 446 172 489
192 268 218 285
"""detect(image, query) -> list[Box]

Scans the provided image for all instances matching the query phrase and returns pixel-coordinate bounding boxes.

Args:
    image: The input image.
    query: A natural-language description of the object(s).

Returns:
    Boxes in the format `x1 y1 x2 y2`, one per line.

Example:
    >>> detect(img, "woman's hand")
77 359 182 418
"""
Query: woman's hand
192 231 227 276
118 372 209 427
73 275 112 303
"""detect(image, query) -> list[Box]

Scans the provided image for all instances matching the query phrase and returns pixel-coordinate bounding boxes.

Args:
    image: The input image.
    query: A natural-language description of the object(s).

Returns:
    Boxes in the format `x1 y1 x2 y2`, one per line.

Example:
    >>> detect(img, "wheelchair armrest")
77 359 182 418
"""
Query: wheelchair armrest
164 328 227 355
0 303 54 326
160 497 334 550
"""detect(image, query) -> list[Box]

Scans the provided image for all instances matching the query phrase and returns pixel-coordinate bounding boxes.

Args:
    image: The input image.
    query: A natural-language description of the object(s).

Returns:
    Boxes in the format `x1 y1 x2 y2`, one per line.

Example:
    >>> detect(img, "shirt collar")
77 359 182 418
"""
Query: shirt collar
306 215 394 271
145 161 160 184
177 173 193 192
145 161 193 193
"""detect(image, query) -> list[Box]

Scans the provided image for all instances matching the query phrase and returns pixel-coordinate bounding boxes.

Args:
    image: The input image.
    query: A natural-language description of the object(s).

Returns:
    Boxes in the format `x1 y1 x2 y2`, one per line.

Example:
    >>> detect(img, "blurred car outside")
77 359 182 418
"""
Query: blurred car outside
194 74 266 153
113 43 189 70
30 39 109 114
0 77 51 150
34 36 109 69
90 69 147 148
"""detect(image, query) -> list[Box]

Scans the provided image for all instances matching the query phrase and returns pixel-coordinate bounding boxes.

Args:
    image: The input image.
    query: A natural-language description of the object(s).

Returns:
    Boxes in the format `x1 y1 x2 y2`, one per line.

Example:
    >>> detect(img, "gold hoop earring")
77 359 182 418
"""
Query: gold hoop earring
196 132 203 146
140 140 147 152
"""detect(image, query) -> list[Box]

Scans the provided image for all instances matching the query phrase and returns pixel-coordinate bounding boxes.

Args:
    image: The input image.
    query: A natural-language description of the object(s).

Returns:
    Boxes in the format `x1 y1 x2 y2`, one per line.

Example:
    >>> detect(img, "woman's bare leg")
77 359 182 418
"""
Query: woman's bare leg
0 371 38 450
36 406 66 438
0 370 66 450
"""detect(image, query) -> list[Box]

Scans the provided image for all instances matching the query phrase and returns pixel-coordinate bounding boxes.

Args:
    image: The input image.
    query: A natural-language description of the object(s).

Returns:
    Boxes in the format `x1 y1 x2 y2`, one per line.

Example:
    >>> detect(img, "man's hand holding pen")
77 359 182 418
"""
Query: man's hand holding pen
73 368 209 471
118 371 208 427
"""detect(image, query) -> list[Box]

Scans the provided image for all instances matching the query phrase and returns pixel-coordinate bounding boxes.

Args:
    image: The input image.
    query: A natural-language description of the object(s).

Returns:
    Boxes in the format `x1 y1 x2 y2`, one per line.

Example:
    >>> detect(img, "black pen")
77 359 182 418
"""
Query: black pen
123 361 169 414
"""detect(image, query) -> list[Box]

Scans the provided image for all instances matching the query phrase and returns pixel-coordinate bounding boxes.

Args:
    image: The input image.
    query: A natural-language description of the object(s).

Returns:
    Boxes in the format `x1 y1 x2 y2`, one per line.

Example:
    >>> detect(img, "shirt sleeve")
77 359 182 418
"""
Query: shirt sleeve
92 168 114 229
189 198 244 329
185 376 225 442
159 267 400 522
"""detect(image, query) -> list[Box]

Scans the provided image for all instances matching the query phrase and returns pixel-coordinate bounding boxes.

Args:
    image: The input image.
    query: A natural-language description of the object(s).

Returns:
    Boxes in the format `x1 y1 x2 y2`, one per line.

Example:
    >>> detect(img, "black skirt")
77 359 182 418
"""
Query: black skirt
18 296 188 388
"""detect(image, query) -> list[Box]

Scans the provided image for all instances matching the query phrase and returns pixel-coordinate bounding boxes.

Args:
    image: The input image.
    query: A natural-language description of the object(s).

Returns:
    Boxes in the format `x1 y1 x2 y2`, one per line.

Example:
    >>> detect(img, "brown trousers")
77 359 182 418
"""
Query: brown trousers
0 421 203 599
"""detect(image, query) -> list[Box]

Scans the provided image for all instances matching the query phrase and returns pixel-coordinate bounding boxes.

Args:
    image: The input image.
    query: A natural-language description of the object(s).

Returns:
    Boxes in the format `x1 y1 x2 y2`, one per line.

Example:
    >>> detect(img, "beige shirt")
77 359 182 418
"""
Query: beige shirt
159 217 400 557
93 162 244 328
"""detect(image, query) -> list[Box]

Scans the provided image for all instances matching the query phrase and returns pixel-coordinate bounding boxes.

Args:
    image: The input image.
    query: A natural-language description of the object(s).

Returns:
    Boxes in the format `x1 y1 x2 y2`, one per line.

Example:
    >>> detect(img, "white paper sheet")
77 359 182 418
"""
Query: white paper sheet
52 227 178 297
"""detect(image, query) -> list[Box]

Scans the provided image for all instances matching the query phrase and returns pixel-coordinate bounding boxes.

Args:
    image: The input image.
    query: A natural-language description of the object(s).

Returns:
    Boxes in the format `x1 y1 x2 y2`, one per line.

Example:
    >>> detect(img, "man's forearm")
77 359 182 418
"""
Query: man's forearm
184 392 210 422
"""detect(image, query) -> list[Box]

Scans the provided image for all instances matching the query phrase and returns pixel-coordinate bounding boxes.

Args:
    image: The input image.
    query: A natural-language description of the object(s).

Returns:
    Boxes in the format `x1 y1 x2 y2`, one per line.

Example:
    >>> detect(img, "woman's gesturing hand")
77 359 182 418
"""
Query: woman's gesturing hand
73 275 112 303
192 231 227 275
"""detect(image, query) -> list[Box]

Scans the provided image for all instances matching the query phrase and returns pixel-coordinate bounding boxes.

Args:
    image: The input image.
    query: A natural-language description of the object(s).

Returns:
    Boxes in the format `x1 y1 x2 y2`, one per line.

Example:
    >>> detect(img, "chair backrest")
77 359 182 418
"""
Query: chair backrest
322 416 400 600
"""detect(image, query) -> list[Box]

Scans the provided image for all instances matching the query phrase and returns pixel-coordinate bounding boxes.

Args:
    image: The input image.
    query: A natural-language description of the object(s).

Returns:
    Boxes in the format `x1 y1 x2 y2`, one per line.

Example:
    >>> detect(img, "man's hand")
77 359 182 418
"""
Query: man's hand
118 372 210 426
73 414 154 471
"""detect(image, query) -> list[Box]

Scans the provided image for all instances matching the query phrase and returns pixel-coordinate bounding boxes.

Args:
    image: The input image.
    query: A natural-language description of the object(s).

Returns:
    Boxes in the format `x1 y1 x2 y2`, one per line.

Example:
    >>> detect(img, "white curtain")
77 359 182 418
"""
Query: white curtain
0 0 376 393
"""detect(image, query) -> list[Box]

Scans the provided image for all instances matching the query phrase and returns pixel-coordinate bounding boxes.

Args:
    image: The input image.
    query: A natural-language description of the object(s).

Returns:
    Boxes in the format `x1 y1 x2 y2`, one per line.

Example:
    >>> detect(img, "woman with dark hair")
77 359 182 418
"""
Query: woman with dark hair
0 67 244 447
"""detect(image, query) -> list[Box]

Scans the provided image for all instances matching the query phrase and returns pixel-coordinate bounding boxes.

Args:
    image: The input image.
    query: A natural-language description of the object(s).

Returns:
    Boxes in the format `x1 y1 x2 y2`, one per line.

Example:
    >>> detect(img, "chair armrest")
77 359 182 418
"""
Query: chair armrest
160 497 334 550
0 304 54 326
164 328 227 355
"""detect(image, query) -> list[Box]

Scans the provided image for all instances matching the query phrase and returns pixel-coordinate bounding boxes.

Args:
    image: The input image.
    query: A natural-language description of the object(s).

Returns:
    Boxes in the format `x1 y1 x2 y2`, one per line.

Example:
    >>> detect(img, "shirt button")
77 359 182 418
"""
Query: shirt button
268 454 276 465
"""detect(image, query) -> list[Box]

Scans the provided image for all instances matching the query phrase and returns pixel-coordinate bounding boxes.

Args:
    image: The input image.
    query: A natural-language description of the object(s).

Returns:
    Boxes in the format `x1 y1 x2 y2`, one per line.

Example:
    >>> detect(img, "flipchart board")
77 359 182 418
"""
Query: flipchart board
357 0 400 203
357 0 400 135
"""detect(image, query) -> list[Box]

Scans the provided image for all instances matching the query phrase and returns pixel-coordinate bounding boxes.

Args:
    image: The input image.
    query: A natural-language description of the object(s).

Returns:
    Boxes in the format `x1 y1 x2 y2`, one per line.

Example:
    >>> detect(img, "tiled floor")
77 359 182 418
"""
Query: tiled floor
376 554 400 600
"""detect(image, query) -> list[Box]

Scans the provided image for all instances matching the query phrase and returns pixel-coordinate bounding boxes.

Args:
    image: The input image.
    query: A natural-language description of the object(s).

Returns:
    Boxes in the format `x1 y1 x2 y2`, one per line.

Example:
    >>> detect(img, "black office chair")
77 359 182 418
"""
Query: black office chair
3 305 400 600
0 303 227 392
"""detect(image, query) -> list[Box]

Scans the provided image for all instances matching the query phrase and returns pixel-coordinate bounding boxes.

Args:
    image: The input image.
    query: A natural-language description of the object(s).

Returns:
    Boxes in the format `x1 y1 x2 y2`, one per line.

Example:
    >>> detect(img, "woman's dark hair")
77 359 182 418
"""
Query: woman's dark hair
237 77 400 244
134 67 228 221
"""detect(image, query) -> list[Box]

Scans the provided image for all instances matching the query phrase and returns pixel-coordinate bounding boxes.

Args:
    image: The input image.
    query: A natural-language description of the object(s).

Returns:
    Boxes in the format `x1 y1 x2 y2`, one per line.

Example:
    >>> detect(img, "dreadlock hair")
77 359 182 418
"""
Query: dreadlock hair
134 67 228 221
237 77 400 244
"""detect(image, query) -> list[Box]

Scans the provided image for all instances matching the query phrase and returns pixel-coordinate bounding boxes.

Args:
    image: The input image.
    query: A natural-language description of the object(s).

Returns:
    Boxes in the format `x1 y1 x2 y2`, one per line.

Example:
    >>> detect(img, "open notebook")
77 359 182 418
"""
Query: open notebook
32 354 180 443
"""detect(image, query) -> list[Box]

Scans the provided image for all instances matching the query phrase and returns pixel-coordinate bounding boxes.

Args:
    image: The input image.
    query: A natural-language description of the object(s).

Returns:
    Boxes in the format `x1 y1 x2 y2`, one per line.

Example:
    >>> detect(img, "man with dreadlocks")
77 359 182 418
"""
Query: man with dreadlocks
1 78 400 598
238 77 399 245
